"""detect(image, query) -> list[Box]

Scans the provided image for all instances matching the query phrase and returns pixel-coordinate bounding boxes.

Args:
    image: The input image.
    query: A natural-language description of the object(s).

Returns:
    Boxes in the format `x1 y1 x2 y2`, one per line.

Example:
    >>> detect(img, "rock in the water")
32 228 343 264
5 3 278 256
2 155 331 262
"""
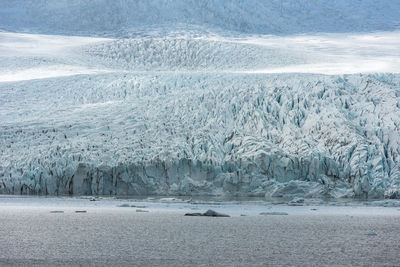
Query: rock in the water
75 210 87 213
203 209 230 217
260 212 288 216
185 209 230 217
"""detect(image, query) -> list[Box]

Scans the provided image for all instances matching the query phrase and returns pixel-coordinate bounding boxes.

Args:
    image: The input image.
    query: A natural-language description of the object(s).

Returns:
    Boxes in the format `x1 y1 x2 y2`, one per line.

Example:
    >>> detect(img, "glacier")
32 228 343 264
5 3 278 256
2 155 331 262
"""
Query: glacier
1 0 400 36
0 0 400 199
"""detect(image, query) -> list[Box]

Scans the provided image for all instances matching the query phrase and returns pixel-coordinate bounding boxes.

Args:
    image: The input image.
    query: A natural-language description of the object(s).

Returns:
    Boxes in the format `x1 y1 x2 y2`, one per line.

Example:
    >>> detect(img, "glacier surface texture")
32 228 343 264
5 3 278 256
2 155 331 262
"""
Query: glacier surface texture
0 0 399 199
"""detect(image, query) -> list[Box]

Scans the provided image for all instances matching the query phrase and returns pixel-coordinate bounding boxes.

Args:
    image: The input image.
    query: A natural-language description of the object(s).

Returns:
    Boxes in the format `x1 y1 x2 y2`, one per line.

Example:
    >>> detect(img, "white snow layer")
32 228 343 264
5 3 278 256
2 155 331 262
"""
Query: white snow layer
0 1 400 199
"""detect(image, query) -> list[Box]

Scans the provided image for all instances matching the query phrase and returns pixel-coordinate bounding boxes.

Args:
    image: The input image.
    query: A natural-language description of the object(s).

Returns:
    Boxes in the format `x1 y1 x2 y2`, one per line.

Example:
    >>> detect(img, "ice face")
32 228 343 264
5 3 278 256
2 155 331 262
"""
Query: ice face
1 71 399 198
0 1 399 198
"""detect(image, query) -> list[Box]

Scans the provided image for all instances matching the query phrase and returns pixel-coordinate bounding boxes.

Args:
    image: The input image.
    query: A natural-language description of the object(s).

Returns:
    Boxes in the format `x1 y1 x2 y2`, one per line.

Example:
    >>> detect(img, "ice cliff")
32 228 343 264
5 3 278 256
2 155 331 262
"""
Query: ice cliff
1 72 399 198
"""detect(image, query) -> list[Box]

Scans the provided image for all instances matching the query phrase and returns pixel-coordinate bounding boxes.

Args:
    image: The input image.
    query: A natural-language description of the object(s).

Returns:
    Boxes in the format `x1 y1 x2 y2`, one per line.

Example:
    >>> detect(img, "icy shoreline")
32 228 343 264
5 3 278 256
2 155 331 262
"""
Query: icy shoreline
2 195 400 215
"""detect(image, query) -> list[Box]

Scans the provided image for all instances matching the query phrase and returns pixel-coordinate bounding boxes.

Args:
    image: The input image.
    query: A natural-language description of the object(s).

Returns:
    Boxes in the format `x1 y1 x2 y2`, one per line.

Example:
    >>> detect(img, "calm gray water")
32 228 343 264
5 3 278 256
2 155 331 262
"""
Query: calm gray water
1 200 400 266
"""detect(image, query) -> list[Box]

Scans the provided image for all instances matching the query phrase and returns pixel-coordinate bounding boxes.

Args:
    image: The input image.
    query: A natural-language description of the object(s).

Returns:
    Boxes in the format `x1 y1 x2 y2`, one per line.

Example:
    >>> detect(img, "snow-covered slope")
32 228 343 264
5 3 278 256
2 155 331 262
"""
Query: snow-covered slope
0 1 399 199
